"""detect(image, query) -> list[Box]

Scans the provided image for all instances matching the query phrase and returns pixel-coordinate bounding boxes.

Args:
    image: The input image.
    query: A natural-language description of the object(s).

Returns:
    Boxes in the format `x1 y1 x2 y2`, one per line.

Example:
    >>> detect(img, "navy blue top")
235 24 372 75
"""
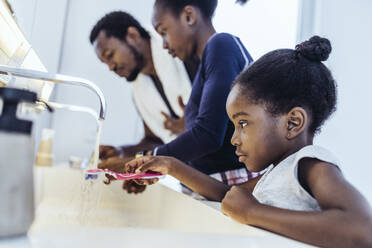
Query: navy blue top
155 33 253 175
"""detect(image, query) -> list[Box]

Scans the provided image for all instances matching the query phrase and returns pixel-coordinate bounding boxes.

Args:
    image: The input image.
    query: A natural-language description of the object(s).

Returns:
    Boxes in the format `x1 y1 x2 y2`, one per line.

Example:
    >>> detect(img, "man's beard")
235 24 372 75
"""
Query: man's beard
126 43 145 82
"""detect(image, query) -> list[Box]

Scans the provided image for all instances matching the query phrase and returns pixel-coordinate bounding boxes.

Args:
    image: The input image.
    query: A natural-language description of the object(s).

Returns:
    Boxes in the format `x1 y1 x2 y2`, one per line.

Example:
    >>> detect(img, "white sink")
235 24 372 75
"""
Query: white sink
1 167 315 248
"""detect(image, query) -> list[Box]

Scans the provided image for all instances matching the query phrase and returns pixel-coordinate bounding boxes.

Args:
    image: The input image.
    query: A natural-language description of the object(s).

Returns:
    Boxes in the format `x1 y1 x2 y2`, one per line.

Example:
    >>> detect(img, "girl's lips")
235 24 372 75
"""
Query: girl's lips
168 49 177 57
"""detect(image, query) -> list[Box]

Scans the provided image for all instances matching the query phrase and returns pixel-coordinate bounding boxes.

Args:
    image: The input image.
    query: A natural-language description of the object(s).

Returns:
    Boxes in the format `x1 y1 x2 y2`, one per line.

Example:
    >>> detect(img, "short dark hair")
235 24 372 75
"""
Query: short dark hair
89 11 150 44
154 0 218 20
234 36 337 134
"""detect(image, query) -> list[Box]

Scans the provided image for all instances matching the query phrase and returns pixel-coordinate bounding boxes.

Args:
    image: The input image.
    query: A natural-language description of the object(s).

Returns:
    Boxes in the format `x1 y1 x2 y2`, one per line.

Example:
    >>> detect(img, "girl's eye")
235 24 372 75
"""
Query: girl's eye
238 120 248 128
160 27 167 34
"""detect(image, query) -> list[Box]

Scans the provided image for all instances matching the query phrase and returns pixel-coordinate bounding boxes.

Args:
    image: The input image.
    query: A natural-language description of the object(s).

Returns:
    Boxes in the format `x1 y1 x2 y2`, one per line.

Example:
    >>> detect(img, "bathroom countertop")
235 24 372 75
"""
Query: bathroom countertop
0 225 316 248
0 167 315 248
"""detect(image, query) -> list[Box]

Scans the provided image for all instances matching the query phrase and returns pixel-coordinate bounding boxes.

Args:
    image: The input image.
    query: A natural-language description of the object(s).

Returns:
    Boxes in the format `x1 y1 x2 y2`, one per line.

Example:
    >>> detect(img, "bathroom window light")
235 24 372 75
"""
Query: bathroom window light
20 49 53 101
0 0 25 59
0 0 53 101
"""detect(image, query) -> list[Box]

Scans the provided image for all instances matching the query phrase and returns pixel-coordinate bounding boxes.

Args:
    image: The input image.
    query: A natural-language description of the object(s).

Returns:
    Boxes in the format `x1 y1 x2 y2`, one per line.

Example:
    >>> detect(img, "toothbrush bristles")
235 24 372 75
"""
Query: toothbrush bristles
84 174 98 180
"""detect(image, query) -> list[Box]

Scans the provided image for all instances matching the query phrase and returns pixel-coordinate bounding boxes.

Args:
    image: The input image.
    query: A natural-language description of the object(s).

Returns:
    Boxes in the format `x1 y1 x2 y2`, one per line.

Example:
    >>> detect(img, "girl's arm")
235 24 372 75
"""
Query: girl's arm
222 159 372 248
127 156 230 201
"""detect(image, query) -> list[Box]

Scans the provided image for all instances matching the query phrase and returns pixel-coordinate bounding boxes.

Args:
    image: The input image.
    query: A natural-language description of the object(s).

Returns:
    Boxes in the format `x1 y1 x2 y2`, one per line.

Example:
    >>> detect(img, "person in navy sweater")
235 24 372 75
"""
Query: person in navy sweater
99 0 259 194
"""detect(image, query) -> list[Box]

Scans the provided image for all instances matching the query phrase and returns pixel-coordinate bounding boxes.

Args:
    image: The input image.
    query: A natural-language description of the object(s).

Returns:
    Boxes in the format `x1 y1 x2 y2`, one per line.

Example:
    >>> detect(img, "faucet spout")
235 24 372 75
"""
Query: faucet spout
0 65 107 120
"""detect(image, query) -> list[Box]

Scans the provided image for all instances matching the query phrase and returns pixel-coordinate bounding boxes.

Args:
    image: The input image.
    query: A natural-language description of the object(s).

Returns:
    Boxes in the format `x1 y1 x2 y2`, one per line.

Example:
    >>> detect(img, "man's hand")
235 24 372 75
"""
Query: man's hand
221 186 260 225
99 145 121 160
122 180 147 194
161 96 186 136
98 156 131 173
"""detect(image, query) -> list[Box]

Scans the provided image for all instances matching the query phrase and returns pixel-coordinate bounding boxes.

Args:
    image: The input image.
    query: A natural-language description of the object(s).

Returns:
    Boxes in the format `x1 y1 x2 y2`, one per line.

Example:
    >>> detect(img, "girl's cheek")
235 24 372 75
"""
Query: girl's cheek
241 129 249 141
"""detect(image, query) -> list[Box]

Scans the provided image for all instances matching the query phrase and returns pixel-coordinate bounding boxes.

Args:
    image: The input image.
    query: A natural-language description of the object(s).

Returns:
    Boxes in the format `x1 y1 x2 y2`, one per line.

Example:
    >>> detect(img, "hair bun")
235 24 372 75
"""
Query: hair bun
295 36 332 62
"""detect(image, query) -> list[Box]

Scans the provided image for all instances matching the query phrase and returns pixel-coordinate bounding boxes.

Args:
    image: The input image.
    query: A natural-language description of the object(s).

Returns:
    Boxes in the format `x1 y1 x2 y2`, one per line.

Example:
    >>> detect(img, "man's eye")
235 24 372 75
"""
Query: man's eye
239 120 248 128
104 52 113 59
107 52 113 59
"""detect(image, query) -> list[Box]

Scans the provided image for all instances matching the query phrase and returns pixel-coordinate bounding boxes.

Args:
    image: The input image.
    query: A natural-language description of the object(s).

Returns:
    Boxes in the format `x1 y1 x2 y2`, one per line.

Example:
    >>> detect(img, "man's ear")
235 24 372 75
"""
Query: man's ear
285 107 308 139
126 26 142 46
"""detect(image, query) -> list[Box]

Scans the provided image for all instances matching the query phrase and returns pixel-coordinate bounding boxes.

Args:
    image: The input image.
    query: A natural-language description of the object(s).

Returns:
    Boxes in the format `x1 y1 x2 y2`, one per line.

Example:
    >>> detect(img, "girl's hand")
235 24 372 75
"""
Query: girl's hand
98 157 147 193
221 186 260 225
125 156 175 185
98 156 132 184
161 96 186 136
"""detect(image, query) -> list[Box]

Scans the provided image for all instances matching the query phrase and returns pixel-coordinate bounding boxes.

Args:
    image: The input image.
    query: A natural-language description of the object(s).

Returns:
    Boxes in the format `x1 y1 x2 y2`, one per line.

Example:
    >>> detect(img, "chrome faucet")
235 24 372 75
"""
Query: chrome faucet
0 65 106 120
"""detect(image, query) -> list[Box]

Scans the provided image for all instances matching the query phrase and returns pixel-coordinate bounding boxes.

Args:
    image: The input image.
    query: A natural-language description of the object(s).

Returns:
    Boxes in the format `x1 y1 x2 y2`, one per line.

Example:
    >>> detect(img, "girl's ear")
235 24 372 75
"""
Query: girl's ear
285 107 308 139
181 5 197 26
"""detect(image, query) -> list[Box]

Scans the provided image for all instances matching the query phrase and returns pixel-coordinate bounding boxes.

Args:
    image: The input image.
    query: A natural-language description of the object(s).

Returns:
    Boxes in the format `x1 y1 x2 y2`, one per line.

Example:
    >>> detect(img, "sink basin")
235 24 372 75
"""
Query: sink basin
32 167 256 234
19 167 315 248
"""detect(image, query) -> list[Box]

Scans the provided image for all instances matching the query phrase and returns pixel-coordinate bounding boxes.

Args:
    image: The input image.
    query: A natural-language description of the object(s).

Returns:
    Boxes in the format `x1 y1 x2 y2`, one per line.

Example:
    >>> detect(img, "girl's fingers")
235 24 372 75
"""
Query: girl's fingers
133 177 159 186
125 156 152 169
135 159 161 174
177 95 186 110
161 111 171 120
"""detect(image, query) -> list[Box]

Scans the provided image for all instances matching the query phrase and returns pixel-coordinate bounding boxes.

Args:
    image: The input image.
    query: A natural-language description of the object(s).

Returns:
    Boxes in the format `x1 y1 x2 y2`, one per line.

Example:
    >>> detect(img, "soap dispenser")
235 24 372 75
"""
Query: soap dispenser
0 87 37 237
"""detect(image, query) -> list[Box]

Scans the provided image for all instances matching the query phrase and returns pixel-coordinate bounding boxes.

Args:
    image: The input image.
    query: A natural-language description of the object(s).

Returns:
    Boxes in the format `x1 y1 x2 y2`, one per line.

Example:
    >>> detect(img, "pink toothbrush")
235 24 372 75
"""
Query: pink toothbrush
84 169 163 180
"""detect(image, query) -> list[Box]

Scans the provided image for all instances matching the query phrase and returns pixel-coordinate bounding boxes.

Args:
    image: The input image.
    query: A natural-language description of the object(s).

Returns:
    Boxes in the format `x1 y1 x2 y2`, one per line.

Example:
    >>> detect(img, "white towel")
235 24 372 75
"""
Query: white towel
132 28 192 143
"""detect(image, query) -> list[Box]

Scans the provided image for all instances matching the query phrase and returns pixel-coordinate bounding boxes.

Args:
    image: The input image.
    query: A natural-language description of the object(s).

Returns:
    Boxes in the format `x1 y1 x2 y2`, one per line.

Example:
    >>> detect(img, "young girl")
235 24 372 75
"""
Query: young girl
127 36 372 247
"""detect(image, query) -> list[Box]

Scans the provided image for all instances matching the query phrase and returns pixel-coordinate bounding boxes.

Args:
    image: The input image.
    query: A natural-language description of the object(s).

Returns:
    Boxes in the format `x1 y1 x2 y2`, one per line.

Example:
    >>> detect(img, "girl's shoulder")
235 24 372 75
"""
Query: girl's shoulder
253 145 341 211
209 32 235 41
206 33 239 50
203 33 249 64
293 145 340 170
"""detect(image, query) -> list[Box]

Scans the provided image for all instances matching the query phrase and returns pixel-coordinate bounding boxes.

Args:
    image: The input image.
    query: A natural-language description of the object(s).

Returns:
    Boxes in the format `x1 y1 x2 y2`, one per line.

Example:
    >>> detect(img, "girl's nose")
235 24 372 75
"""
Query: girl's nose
163 40 169 50
231 130 241 147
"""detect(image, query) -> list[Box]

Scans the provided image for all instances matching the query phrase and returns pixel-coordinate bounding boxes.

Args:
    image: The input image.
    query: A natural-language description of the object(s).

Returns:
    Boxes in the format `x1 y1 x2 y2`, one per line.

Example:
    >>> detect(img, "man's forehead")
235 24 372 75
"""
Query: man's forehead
94 30 109 50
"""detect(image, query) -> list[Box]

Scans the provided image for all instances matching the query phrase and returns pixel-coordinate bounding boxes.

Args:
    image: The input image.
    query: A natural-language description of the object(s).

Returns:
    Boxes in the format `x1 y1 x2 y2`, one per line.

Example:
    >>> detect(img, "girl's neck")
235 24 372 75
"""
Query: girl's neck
195 21 216 59
274 134 314 167
242 136 314 192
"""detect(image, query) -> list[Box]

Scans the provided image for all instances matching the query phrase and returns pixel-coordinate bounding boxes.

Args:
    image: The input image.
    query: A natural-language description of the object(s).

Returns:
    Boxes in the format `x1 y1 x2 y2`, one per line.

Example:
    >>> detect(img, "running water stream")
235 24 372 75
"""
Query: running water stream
79 118 104 225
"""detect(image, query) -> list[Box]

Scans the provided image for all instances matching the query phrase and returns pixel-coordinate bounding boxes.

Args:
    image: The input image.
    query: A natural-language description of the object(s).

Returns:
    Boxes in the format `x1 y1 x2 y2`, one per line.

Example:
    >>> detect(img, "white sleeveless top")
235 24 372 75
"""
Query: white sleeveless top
252 145 340 211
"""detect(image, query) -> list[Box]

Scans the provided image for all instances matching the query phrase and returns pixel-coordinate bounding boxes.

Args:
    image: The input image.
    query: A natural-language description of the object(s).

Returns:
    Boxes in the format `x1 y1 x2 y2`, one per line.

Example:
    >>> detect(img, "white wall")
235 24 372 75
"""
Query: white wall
298 0 372 201
214 0 299 59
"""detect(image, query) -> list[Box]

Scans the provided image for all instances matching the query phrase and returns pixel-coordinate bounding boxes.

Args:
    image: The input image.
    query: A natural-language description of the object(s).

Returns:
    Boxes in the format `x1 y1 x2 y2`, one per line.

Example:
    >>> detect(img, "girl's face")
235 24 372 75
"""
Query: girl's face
152 4 196 61
226 85 289 172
